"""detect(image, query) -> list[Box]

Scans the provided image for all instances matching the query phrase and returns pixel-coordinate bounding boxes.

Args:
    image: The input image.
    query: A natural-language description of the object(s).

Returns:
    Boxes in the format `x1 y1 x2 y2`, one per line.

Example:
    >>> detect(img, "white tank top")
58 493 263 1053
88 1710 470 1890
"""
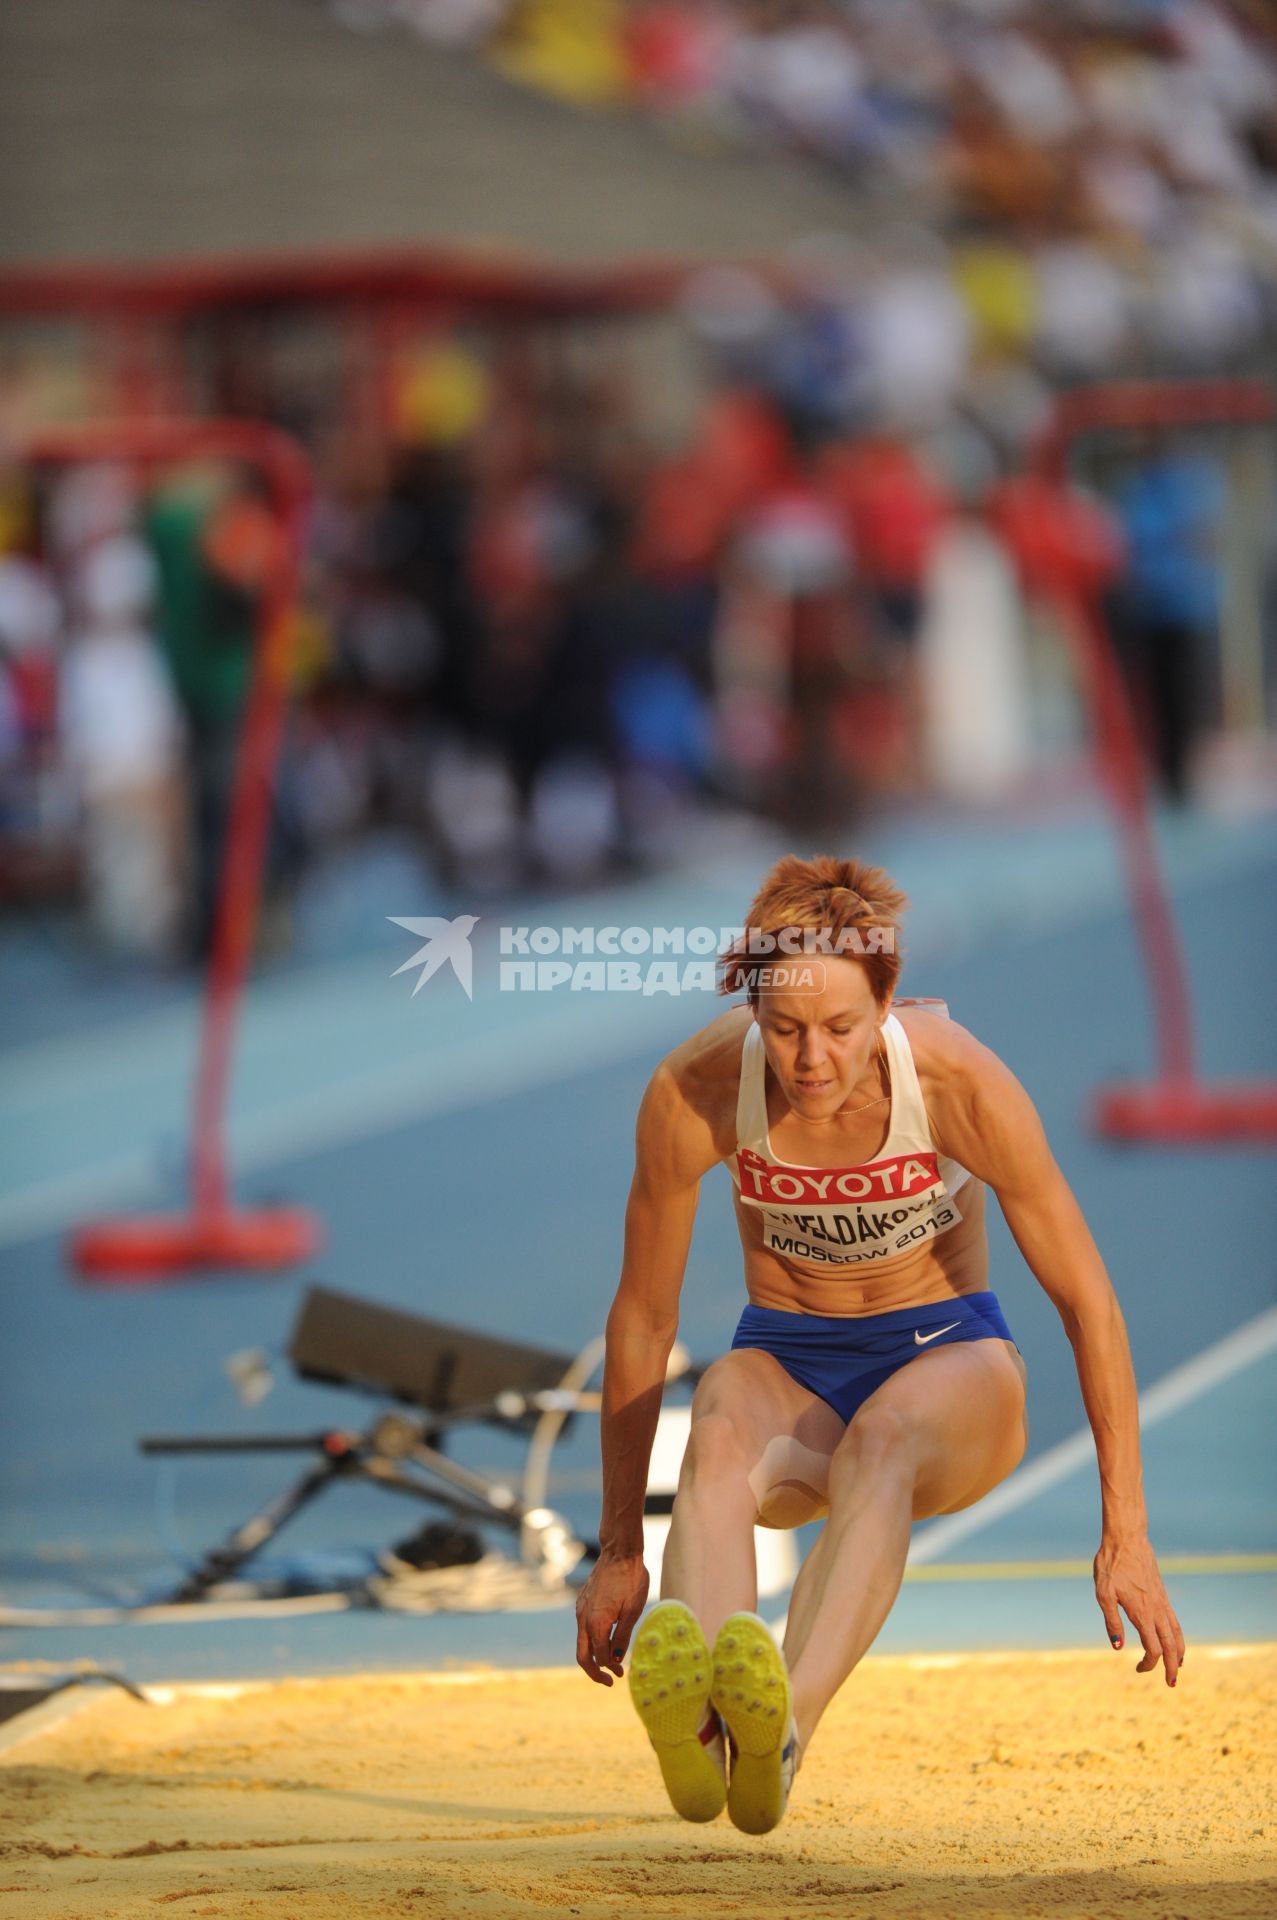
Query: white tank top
730 1005 971 1270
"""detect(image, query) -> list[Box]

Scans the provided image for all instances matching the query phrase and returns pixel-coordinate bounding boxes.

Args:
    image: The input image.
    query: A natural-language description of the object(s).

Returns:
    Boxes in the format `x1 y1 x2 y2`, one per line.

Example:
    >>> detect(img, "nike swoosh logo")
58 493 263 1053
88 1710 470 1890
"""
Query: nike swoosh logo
914 1322 962 1345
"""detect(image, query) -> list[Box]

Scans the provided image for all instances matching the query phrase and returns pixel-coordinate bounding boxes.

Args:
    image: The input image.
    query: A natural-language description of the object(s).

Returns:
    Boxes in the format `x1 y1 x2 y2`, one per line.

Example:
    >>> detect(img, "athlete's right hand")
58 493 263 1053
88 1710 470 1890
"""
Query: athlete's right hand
575 1551 649 1686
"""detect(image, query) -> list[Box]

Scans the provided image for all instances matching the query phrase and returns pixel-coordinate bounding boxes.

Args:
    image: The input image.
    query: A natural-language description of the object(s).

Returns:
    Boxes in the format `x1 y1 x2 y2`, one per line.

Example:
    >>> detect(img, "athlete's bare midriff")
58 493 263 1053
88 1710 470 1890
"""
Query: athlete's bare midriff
671 1004 995 1322
735 1179 989 1316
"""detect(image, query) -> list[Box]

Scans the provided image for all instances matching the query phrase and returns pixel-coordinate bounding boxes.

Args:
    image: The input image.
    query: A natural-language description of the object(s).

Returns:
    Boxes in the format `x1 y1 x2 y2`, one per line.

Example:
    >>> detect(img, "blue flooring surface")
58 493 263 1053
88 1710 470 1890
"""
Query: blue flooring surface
1 801 1274 1682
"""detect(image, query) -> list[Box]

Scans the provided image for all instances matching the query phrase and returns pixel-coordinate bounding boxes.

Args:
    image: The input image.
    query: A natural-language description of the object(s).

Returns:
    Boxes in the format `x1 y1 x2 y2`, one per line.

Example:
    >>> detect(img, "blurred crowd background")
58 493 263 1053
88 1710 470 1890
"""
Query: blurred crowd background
1 0 1276 962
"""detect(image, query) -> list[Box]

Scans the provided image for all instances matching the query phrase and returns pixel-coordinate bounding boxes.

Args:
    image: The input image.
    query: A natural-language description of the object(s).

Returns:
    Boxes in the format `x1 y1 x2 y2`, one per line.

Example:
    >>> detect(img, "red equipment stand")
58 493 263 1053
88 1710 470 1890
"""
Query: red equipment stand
1034 380 1277 1144
26 418 325 1279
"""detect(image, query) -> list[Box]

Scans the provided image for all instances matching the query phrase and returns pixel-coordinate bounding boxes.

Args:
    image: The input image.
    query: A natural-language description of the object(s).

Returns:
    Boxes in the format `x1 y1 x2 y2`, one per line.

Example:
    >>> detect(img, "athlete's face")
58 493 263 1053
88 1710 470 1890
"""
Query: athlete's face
754 958 889 1119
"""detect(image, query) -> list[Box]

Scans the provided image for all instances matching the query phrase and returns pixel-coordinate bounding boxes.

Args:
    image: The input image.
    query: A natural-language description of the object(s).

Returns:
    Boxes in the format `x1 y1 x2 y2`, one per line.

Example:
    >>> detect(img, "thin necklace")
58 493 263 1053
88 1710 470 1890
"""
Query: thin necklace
837 1034 890 1118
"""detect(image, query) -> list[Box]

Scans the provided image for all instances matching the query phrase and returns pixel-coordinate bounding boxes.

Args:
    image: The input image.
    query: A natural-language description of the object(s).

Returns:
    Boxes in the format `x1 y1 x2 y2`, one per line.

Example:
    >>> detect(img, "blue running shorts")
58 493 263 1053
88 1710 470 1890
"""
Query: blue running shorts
730 1291 1017 1425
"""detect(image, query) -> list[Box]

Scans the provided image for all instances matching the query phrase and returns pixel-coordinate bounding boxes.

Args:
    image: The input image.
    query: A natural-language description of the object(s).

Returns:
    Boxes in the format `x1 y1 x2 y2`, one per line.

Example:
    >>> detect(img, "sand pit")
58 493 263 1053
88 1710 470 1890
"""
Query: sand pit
1 1646 1273 1919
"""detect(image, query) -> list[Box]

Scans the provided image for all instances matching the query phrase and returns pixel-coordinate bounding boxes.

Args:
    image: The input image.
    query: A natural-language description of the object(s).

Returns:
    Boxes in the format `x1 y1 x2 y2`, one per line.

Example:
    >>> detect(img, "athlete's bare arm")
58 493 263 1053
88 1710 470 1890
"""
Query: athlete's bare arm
914 1013 1185 1686
575 1017 742 1687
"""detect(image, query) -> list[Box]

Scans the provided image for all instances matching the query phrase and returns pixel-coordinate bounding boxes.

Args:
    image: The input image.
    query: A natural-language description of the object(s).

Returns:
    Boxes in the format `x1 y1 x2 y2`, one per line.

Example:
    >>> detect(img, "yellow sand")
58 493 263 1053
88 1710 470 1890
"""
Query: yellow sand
1 1647 1274 1919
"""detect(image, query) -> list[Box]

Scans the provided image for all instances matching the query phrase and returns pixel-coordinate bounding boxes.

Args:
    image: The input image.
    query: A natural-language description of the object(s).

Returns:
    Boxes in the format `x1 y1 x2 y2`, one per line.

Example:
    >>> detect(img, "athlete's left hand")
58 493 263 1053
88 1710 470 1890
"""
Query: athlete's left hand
1093 1537 1185 1686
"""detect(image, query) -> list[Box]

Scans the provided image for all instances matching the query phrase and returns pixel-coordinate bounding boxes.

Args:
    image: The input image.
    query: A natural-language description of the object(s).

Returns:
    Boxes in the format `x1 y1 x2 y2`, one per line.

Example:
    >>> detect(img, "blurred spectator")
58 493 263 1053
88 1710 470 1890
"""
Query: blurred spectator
823 433 950 654
1033 237 1131 377
727 466 860 828
954 241 1039 362
0 525 66 898
823 433 952 784
858 250 971 432
489 0 630 105
621 0 733 113
918 495 1032 804
59 535 187 960
1107 437 1227 801
148 468 285 955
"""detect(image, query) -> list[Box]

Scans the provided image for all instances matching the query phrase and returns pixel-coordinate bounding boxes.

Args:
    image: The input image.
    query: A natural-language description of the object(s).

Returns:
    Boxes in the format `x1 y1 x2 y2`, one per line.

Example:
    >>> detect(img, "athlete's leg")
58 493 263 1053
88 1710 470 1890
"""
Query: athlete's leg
660 1348 843 1645
783 1339 1027 1752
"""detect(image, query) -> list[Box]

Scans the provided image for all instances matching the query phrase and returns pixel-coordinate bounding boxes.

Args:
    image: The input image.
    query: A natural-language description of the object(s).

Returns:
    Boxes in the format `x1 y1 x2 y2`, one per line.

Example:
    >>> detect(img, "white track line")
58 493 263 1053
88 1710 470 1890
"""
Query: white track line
767 1303 1277 1632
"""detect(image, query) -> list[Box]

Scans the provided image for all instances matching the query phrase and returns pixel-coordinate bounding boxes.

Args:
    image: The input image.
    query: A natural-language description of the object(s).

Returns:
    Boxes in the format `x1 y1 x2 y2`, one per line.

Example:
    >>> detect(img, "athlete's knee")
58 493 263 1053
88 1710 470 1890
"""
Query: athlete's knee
923 1414 1027 1517
688 1357 759 1442
679 1410 756 1492
915 1393 1028 1518
828 1404 919 1499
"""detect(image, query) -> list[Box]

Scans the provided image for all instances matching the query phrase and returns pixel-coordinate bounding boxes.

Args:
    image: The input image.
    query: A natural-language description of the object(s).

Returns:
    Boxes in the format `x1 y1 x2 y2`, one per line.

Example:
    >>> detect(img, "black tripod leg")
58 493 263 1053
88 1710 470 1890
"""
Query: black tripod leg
170 1452 354 1602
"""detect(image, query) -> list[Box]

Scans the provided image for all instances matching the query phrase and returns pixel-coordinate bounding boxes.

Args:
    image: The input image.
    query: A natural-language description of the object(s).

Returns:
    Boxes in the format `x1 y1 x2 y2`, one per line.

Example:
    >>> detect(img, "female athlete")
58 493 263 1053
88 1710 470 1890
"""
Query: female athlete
575 853 1183 1834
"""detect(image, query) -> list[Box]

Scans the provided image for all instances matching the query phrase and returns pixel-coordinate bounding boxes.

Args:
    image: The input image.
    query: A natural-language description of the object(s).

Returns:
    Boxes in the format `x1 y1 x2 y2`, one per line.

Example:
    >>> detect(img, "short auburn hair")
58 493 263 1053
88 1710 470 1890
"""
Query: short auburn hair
719 854 907 1006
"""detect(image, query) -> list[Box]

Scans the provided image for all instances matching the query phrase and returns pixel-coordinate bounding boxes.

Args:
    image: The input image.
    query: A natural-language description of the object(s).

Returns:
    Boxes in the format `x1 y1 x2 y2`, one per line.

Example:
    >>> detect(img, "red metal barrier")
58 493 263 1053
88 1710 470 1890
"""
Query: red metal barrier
0 244 698 424
22 418 324 1279
1031 381 1277 1145
0 245 692 320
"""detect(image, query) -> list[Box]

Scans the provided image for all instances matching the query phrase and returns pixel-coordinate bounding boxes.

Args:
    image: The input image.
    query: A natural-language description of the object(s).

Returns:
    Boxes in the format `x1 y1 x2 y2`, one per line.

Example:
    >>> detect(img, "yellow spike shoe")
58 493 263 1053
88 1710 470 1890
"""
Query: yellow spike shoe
628 1599 727 1822
711 1611 799 1835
